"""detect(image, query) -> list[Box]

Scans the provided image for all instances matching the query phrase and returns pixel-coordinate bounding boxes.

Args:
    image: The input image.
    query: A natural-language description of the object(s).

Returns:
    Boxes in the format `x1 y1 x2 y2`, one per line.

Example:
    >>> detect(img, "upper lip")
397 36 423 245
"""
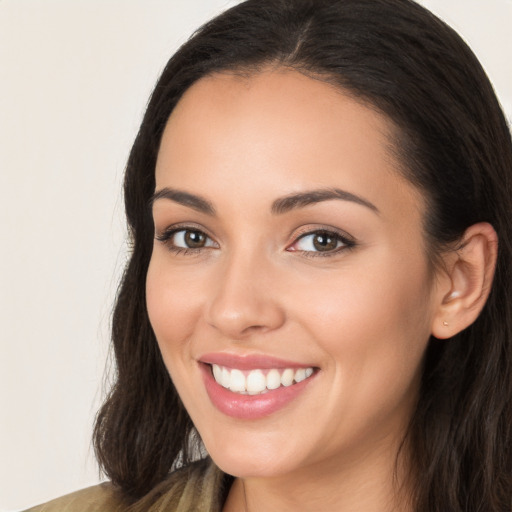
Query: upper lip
199 352 315 371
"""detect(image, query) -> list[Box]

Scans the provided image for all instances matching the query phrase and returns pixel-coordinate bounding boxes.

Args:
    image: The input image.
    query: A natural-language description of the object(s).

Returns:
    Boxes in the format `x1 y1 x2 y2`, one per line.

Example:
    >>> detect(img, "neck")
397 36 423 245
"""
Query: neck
223 435 414 512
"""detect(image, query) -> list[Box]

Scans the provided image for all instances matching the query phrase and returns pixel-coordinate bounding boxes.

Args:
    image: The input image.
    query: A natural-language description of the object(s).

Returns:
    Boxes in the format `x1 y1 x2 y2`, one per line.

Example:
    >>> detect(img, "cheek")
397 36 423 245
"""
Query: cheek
292 252 433 408
145 254 204 359
296 250 432 341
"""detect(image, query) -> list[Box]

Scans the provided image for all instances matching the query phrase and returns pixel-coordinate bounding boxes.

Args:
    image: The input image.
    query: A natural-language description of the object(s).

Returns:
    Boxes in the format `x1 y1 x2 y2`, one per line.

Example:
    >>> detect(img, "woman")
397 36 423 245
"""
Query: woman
28 0 512 510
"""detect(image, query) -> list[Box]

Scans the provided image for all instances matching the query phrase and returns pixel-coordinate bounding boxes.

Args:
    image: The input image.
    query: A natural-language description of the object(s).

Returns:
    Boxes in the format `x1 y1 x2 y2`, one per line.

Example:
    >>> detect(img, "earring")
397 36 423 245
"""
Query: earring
442 321 449 326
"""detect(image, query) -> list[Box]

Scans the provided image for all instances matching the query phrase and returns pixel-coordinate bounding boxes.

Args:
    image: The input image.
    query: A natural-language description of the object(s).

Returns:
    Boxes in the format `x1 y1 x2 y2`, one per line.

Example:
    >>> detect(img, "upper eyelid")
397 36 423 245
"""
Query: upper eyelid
290 225 355 243
155 222 214 238
296 231 348 243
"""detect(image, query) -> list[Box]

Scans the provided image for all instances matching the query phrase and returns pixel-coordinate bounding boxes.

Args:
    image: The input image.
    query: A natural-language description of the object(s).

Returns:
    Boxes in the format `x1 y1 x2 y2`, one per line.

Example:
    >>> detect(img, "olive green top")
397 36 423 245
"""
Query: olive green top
25 459 231 512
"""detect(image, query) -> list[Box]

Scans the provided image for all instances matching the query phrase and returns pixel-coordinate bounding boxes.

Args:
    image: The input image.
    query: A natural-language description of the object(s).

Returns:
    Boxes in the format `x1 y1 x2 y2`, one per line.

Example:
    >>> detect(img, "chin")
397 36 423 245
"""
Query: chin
208 451 296 479
200 427 304 478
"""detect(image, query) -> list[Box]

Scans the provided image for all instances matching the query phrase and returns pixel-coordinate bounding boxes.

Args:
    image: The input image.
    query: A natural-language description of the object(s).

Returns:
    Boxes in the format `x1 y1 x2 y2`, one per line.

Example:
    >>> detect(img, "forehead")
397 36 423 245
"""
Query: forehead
163 69 394 166
155 68 424 224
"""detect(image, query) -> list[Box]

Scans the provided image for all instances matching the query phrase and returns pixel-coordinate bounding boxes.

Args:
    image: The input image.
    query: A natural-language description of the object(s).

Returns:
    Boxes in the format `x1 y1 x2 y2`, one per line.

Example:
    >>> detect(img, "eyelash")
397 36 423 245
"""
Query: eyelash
155 226 356 257
155 226 217 256
288 228 356 258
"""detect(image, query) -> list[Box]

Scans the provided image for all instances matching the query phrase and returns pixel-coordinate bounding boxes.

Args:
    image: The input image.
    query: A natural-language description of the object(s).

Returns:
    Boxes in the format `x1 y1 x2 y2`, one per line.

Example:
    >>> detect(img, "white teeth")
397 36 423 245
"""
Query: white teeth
220 366 231 389
230 369 245 392
281 368 294 387
246 370 266 395
212 364 222 385
294 368 307 383
266 369 281 390
211 364 315 395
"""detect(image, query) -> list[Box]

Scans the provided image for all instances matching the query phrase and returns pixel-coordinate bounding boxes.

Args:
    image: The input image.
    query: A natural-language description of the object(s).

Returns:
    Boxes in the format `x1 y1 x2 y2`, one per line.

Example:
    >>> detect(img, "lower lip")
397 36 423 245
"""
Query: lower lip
200 364 316 420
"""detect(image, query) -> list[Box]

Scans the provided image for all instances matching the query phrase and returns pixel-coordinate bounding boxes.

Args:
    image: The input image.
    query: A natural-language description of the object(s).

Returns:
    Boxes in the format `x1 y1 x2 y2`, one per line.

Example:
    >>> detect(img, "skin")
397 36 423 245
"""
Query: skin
145 68 484 511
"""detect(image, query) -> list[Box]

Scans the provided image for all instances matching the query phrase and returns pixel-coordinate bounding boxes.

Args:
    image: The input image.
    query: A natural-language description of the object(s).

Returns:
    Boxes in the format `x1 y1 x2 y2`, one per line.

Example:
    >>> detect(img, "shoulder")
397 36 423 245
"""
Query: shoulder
130 458 231 512
24 459 231 512
24 482 123 512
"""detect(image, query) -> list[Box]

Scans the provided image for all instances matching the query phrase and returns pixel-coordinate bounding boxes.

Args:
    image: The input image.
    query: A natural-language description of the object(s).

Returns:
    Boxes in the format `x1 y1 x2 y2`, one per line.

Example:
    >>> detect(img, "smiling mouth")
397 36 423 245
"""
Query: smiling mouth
210 364 315 395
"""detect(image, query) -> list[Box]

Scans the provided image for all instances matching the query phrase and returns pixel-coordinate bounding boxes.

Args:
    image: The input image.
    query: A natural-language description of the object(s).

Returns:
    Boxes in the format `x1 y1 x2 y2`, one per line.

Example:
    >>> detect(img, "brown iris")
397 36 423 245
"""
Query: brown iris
312 232 338 251
184 230 207 248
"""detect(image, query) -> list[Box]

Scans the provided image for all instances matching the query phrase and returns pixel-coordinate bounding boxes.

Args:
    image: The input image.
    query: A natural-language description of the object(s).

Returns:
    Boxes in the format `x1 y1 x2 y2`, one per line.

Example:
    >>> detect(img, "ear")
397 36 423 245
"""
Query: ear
431 222 498 339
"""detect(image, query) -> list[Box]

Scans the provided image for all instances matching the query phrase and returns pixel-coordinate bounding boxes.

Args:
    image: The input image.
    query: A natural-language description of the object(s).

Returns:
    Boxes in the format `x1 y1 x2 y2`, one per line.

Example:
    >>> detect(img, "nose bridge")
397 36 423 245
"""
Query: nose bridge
206 243 285 338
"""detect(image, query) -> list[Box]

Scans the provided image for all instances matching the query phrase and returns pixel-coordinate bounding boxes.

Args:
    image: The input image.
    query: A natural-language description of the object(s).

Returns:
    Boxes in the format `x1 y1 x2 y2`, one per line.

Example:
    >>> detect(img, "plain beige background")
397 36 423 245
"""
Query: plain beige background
0 1 510 510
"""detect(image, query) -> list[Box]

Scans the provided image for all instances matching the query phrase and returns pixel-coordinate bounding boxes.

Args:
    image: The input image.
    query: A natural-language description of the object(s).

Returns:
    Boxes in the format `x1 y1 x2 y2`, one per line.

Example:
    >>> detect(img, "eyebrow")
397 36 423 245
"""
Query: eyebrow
150 187 216 215
150 186 379 216
271 188 379 215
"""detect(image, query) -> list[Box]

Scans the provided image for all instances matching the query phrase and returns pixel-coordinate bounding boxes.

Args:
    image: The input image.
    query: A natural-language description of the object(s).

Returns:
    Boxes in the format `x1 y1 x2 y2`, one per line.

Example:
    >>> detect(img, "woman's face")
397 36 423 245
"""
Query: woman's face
146 69 443 479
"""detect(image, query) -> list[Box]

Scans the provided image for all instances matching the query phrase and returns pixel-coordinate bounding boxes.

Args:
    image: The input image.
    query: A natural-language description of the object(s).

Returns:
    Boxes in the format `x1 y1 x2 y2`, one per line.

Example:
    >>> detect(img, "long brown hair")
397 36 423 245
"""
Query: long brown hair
94 1 512 509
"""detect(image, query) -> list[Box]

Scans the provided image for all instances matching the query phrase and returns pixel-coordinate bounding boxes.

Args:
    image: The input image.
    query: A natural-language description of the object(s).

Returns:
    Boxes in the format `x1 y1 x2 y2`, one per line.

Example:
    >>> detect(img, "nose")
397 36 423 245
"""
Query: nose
205 251 286 339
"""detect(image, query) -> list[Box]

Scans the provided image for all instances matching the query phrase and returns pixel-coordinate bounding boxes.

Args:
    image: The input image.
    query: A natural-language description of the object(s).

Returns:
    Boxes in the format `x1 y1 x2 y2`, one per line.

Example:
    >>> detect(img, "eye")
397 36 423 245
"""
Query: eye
173 229 213 249
288 229 354 256
156 227 217 253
